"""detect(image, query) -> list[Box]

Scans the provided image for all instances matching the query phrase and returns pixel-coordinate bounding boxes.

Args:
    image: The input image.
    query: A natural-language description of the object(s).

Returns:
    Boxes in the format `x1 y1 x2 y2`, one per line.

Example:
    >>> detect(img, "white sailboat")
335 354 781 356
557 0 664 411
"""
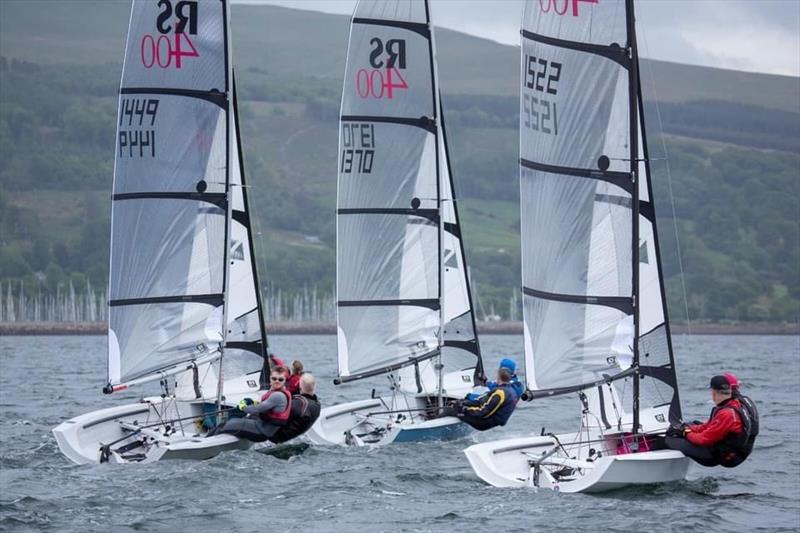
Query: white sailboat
53 0 273 464
307 0 485 447
464 0 690 492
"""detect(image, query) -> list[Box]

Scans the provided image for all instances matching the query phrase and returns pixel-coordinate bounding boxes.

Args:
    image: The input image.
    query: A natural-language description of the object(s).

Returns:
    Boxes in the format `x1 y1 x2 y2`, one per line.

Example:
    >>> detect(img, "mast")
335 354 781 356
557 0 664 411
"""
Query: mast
218 0 234 412
425 0 445 408
626 0 641 436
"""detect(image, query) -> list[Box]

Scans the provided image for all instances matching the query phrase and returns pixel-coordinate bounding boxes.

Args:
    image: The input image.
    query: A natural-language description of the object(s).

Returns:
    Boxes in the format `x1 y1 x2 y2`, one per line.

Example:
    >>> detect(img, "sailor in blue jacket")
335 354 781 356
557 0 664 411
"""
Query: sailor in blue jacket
467 358 525 401
444 359 521 431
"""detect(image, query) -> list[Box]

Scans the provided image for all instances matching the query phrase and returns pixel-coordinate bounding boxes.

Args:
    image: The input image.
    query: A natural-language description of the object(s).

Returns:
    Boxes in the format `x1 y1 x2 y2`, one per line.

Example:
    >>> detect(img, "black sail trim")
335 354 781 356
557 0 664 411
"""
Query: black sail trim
351 17 430 38
639 200 655 224
338 298 440 310
594 194 655 223
337 207 439 223
340 115 436 134
335 348 439 384
521 158 633 194
109 293 224 307
443 222 460 238
442 339 480 355
225 341 263 355
520 29 630 68
120 87 227 108
113 192 227 208
523 286 633 314
597 385 612 429
232 209 249 228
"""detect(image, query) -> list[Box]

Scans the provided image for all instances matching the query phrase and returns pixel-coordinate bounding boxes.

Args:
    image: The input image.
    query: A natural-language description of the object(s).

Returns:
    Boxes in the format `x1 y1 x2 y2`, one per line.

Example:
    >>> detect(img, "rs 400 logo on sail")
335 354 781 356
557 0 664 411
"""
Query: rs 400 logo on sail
356 38 408 99
141 0 200 69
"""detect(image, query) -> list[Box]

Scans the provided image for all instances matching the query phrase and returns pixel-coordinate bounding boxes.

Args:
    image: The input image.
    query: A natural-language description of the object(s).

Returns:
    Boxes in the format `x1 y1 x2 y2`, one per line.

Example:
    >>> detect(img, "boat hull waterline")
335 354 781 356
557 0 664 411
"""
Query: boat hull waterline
464 433 690 493
53 399 258 465
53 371 275 464
307 397 473 447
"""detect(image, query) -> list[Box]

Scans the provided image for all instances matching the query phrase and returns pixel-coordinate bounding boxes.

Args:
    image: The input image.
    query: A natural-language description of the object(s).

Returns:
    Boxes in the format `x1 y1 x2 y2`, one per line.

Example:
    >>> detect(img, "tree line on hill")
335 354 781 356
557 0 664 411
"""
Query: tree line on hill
1 57 797 323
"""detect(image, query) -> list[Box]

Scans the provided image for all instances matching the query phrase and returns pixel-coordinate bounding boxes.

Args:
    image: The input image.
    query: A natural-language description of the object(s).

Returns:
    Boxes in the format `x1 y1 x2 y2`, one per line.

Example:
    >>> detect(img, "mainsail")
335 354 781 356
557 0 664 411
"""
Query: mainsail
107 0 266 389
519 0 680 425
336 0 482 388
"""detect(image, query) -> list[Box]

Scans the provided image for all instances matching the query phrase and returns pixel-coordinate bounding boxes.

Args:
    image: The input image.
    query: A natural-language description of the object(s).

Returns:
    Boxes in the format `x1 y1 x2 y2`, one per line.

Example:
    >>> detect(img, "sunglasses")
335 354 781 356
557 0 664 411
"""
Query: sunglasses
270 376 286 382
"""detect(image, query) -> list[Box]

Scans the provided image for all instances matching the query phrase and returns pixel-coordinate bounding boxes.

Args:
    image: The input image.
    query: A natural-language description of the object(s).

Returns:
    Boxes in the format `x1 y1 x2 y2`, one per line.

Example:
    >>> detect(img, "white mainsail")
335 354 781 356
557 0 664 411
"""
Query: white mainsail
108 0 265 389
336 0 481 388
519 0 680 422
462 0 689 491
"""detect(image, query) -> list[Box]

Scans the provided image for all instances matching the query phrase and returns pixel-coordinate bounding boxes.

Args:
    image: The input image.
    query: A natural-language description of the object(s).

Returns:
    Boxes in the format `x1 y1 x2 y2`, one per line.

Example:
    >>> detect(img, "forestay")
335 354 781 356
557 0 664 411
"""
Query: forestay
336 0 481 387
108 0 266 387
520 0 679 422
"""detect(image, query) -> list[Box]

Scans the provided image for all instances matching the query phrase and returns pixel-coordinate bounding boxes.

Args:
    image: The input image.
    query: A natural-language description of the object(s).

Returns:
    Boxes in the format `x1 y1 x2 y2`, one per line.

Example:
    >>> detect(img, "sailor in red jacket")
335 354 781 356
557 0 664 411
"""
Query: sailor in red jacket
665 374 758 467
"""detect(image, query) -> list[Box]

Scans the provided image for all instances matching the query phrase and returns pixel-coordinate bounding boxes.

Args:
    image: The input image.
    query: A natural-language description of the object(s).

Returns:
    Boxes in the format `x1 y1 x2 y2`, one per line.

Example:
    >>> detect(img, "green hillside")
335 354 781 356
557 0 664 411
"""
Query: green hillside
2 1 798 109
0 2 798 323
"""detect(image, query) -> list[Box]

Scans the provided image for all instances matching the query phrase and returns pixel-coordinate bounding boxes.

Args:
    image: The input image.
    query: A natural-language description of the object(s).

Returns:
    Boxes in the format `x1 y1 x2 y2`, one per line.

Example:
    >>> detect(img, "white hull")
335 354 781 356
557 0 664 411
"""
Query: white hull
307 396 472 447
53 373 267 464
464 431 689 493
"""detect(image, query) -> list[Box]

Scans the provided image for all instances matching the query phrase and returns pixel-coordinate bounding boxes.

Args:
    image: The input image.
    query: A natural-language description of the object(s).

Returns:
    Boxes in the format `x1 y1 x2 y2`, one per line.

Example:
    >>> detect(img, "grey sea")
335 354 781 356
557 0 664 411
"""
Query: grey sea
1 334 798 532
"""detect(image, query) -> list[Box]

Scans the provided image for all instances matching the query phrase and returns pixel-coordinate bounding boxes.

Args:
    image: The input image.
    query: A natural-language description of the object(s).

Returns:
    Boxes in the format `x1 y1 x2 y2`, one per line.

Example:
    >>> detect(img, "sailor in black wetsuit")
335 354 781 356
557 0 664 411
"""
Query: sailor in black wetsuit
443 362 520 431
269 373 321 444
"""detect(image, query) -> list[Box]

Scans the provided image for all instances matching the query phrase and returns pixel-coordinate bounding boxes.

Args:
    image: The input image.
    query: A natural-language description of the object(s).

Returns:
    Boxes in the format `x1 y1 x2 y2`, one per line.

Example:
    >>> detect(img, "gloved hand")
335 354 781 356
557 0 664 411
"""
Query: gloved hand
665 422 686 438
237 397 258 411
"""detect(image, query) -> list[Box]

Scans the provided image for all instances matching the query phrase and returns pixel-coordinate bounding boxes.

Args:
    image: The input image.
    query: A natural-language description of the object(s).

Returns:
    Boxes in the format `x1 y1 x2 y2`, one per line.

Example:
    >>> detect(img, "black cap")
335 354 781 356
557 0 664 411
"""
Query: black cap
709 375 732 391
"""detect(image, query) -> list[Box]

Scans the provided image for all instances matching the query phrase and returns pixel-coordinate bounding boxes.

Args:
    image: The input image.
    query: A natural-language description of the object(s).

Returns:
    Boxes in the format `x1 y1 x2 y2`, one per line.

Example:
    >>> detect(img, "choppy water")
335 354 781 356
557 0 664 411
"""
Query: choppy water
1 334 798 532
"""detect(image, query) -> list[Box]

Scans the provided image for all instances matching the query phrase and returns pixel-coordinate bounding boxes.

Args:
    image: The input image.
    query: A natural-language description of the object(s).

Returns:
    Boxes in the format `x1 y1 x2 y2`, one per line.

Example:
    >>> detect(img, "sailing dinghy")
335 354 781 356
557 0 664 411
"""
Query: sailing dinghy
307 0 485 447
53 0 273 464
464 0 690 492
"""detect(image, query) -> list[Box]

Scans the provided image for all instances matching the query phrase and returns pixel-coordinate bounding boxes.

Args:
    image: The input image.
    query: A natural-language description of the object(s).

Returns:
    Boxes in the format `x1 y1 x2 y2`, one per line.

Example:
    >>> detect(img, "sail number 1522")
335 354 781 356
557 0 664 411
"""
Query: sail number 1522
523 55 561 136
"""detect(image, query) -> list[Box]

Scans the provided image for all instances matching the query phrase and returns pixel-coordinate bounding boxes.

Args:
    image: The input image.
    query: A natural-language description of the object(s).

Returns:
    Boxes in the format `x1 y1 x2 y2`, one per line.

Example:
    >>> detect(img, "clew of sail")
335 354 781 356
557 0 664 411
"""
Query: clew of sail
336 0 482 387
519 0 679 421
108 1 264 388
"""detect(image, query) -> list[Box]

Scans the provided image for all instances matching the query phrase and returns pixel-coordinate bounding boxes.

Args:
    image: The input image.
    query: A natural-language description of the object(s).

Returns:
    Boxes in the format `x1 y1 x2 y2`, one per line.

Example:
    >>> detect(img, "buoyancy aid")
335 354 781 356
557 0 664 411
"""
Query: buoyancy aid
269 393 322 444
461 383 519 431
259 389 292 425
712 395 759 467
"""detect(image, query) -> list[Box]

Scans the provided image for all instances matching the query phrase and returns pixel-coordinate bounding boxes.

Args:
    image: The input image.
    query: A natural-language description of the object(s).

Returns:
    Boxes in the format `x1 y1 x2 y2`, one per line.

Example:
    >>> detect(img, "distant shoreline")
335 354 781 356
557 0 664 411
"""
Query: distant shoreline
1 321 797 336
